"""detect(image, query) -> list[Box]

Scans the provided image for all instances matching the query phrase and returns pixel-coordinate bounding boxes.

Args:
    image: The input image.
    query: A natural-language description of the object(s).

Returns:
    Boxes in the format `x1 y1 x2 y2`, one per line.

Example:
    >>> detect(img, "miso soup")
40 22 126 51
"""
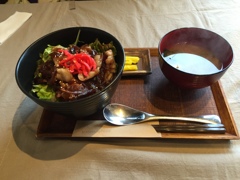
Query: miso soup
162 43 223 75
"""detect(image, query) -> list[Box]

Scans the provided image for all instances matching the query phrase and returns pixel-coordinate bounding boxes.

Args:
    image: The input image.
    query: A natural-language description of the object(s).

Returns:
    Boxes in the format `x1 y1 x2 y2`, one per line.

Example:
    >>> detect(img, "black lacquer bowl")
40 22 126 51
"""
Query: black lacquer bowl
15 27 125 117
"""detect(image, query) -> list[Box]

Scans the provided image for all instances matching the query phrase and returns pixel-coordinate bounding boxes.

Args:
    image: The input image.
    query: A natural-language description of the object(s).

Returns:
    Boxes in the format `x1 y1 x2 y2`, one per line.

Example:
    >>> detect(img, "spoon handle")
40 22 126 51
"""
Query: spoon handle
146 114 221 124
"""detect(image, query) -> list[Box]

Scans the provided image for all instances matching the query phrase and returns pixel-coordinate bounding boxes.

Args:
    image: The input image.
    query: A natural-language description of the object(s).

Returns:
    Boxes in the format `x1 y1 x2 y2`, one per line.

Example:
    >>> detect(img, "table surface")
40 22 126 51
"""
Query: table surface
1 0 240 179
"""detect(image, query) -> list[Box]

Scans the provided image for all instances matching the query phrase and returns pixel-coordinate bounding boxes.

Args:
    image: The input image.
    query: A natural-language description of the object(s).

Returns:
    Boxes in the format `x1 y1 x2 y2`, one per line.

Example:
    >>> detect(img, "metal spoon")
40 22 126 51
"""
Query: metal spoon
103 103 221 125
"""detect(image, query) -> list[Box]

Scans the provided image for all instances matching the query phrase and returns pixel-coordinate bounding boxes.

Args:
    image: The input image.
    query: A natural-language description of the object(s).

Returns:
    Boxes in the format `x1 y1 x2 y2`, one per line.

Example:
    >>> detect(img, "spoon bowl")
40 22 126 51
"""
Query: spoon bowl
103 103 221 125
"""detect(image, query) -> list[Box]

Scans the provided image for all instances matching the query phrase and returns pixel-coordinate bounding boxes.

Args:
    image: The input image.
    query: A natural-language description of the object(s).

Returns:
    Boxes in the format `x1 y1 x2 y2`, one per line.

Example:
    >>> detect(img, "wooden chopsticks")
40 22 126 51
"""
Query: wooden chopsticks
152 122 226 134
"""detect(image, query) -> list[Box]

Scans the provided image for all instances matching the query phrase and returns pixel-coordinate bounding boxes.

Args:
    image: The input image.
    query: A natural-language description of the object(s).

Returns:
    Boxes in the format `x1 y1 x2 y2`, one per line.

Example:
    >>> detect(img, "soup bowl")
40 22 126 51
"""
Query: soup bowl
158 27 233 89
15 27 125 117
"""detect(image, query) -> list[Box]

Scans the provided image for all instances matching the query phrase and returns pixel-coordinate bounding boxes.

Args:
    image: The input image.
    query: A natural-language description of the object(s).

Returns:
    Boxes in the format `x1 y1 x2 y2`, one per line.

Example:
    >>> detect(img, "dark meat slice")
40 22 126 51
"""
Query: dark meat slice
34 60 55 84
56 82 97 101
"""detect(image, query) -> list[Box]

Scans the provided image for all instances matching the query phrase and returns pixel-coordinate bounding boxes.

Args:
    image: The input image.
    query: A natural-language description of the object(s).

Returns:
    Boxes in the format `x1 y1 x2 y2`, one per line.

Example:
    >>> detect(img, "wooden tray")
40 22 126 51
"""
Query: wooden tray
36 48 239 140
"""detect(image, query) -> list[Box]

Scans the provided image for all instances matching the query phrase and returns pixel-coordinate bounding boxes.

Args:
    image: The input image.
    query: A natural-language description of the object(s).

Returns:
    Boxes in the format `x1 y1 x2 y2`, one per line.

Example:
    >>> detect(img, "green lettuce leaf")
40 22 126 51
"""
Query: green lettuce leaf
40 45 65 62
32 84 55 101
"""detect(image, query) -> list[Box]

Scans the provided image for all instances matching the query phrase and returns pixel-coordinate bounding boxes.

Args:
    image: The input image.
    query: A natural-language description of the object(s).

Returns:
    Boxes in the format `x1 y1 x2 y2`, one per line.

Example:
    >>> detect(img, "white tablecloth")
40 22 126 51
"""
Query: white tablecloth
0 1 240 179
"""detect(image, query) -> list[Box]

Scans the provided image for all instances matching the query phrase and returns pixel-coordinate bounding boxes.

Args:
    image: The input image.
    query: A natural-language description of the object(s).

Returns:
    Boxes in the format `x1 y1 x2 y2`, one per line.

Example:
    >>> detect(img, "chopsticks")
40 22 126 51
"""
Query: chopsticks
152 122 226 134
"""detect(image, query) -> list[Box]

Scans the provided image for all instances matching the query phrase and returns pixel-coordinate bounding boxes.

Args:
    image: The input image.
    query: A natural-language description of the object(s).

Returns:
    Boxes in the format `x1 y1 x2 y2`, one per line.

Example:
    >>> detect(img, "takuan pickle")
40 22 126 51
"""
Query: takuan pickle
124 56 140 71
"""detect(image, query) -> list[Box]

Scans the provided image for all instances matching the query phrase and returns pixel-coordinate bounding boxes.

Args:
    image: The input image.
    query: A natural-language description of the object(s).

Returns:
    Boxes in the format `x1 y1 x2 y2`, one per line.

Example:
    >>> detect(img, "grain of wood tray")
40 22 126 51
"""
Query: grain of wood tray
36 48 240 140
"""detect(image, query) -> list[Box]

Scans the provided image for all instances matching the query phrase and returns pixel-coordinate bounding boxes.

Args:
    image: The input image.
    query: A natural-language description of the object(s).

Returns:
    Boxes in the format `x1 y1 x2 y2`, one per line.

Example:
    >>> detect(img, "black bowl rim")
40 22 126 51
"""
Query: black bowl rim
158 27 234 76
15 27 125 104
